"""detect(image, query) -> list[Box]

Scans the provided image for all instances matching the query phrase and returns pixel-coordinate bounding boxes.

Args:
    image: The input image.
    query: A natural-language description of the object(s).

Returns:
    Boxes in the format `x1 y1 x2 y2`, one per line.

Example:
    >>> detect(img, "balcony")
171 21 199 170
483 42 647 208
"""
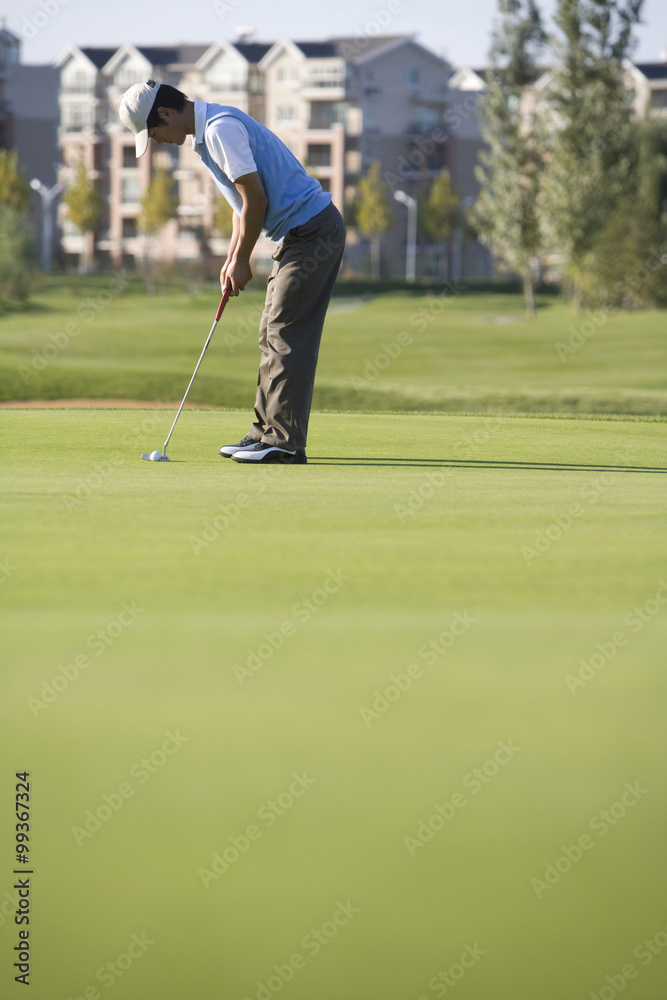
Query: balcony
408 87 448 104
207 81 247 94
302 75 347 101
60 85 97 95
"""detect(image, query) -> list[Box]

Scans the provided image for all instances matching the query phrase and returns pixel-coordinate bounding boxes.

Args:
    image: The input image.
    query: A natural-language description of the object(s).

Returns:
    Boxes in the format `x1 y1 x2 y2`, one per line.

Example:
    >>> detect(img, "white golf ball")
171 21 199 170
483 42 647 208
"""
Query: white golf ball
151 451 163 461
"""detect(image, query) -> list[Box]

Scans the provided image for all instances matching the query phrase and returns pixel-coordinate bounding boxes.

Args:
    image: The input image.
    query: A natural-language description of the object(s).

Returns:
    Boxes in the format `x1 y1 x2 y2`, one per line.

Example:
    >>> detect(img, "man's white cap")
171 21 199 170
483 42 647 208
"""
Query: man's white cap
119 79 159 158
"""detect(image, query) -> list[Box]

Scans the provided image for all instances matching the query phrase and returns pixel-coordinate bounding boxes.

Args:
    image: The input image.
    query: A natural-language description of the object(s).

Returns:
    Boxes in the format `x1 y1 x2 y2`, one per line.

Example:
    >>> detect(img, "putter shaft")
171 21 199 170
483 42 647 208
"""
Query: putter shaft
161 290 230 458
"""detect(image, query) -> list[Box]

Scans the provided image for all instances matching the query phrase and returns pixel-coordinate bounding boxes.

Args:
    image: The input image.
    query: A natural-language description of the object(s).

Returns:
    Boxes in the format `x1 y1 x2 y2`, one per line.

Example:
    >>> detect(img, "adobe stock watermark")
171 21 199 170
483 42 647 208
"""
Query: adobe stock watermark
587 921 667 1000
530 780 648 898
350 282 466 391
281 227 345 297
394 414 508 523
383 93 479 193
0 558 17 586
27 601 145 716
198 771 316 888
359 612 477 727
394 469 451 522
239 900 359 1000
62 414 166 511
19 0 75 41
337 2 403 60
555 245 666 361
221 304 264 353
565 579 667 694
233 568 349 685
416 942 487 999
71 730 189 846
63 932 154 999
521 444 652 566
213 0 243 17
17 270 128 383
0 886 20 932
61 453 124 513
404 740 522 856
190 482 267 555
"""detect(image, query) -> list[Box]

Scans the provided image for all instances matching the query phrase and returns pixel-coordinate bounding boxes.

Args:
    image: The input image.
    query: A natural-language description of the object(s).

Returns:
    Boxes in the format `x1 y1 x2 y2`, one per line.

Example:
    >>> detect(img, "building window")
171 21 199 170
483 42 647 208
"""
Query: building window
122 146 138 169
122 218 137 238
62 105 92 130
305 64 345 89
415 105 438 132
307 144 331 167
649 89 667 108
116 66 143 92
207 72 245 92
63 69 94 94
277 105 295 122
277 65 297 83
406 67 420 86
121 177 140 204
319 178 331 193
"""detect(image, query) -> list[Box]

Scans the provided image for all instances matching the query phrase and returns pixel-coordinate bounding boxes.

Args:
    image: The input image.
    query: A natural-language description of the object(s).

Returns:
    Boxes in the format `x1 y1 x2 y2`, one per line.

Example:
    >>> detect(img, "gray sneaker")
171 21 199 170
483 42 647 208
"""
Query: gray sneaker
231 443 307 464
218 435 260 457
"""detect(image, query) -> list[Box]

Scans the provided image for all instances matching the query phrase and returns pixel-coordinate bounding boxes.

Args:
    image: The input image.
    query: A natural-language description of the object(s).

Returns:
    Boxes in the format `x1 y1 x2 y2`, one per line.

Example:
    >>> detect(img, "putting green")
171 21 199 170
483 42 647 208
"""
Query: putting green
1 409 666 1000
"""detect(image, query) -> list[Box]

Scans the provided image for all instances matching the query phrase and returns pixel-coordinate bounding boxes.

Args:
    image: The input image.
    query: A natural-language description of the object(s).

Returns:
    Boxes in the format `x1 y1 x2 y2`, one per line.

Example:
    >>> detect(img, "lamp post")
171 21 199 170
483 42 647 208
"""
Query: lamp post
30 179 63 273
394 189 417 283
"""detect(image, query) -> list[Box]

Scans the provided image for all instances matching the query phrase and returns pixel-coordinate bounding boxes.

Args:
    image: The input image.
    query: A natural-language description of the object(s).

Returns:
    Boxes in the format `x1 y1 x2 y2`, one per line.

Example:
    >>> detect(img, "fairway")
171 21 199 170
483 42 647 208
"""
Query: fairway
1 408 666 1000
2 281 667 415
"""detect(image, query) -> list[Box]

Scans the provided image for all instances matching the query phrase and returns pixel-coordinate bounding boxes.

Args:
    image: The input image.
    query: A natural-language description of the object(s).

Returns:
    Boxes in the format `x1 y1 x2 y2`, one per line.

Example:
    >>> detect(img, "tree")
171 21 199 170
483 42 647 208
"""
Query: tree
213 193 234 238
0 149 32 213
137 169 178 291
0 205 37 303
540 0 644 307
0 151 36 302
422 169 461 279
138 168 178 238
63 162 104 273
472 0 546 316
588 119 667 306
355 161 394 280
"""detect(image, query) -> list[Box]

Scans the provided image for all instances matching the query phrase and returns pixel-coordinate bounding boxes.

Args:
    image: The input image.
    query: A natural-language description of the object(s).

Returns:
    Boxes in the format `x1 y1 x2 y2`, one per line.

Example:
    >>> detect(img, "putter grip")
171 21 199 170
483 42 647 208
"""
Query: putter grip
216 288 230 322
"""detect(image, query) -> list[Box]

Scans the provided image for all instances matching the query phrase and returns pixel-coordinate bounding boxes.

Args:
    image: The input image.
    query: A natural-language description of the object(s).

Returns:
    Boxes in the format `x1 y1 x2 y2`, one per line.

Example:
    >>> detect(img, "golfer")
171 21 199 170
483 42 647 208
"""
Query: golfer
119 80 345 464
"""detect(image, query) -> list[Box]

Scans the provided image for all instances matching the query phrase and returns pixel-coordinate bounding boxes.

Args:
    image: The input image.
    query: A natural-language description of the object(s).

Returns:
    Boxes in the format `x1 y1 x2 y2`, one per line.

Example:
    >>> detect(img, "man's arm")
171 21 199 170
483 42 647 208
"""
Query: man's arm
222 171 268 296
221 210 240 289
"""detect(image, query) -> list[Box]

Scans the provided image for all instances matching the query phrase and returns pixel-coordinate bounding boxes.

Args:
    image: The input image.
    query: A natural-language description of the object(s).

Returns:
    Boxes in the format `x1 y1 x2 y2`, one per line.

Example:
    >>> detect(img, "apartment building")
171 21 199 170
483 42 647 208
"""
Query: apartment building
52 33 461 273
0 22 21 152
627 59 667 116
0 22 59 187
54 40 273 266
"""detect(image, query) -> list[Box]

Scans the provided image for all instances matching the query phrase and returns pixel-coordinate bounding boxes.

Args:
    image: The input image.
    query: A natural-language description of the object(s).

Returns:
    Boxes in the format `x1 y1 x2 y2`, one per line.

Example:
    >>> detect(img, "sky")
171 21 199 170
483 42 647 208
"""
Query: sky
6 0 667 68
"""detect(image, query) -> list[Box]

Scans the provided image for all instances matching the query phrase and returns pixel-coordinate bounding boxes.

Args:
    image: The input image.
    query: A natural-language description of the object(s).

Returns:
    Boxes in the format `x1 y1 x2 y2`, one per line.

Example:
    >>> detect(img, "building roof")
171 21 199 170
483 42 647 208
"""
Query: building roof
293 42 337 58
172 44 210 65
135 46 180 66
0 24 20 47
233 41 273 63
81 47 118 70
471 66 546 84
634 62 667 80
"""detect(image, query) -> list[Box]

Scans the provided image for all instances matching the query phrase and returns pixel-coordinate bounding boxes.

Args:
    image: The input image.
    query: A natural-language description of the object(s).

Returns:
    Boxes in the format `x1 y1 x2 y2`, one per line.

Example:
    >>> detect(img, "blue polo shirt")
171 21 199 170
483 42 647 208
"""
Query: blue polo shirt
191 101 331 243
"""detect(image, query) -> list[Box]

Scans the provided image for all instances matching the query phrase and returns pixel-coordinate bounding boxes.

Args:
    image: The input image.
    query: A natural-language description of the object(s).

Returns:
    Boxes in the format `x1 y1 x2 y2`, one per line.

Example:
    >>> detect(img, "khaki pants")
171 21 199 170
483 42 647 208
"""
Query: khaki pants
250 202 346 451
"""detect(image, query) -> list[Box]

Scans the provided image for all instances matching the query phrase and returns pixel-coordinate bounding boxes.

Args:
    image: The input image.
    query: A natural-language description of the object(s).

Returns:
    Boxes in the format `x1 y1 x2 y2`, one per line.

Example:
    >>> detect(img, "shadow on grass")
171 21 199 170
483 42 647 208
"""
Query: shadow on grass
310 457 667 473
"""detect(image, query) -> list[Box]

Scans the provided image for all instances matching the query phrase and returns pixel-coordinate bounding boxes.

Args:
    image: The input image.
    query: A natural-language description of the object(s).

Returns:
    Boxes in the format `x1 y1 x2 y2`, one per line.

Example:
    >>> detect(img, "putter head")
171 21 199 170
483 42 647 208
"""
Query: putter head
141 451 170 462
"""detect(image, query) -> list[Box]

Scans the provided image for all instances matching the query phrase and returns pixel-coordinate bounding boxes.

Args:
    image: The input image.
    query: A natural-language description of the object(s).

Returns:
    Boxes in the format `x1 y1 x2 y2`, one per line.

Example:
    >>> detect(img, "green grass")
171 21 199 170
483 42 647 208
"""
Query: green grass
1 409 666 1000
1 280 666 414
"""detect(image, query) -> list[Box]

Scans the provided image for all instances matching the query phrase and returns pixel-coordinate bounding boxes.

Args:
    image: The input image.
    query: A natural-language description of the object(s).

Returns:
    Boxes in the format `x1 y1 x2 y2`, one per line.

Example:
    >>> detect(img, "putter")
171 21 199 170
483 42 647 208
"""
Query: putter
141 289 230 462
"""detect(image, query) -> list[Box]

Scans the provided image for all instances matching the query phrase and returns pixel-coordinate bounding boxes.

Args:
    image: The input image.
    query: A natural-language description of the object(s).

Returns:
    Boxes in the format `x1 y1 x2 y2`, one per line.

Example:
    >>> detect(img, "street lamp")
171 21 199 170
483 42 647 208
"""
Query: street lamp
394 189 417 283
30 179 63 273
